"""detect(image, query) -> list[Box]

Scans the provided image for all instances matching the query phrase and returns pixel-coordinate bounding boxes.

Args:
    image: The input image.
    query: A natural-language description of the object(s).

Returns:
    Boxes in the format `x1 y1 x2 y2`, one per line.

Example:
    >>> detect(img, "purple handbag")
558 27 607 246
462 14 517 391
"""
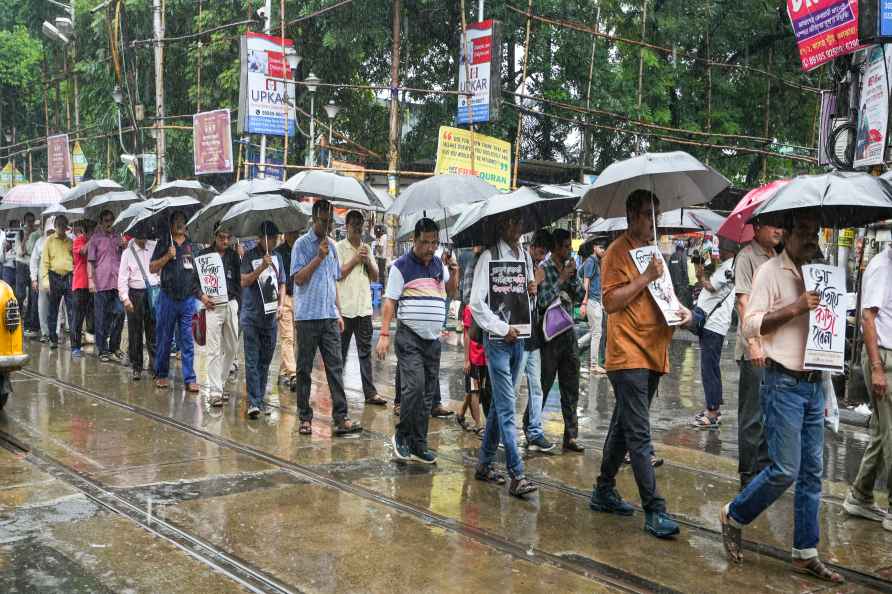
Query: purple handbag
542 298 574 341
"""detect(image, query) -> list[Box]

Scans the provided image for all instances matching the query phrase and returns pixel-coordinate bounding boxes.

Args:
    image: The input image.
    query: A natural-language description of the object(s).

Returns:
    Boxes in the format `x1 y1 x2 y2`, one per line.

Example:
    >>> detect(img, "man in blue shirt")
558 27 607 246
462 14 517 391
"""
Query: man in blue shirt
581 240 606 375
240 221 285 418
291 200 362 436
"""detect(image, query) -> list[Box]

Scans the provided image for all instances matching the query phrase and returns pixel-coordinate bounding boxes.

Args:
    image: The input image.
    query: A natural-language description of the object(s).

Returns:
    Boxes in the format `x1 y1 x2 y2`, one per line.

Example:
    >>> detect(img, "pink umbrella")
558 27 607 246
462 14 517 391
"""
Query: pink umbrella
2 182 67 206
717 179 790 244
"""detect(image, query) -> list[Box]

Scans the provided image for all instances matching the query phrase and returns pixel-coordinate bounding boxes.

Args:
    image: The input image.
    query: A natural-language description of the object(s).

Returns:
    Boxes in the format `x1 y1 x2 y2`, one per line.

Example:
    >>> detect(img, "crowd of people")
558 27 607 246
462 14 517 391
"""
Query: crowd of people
4 185 891 585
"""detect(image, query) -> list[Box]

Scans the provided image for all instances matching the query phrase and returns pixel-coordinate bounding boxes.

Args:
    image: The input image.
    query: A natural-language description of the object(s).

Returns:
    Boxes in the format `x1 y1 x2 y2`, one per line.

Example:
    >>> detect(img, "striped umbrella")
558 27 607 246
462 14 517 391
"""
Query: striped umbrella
2 182 67 207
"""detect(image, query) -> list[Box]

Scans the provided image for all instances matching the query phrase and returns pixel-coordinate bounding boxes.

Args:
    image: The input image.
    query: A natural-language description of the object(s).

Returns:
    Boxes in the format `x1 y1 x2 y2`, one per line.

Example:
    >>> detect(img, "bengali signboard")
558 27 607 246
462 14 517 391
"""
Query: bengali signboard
487 260 531 339
854 44 892 167
629 245 685 326
195 252 229 305
72 142 88 182
434 126 511 191
47 134 72 183
237 32 297 137
457 19 501 125
252 257 280 315
786 0 863 71
193 109 234 175
803 264 846 372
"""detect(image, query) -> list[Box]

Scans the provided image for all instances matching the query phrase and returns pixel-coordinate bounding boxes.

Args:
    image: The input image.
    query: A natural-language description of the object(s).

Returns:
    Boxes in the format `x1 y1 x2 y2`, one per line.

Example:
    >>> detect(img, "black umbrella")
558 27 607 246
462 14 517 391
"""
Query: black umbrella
150 180 219 204
124 196 203 239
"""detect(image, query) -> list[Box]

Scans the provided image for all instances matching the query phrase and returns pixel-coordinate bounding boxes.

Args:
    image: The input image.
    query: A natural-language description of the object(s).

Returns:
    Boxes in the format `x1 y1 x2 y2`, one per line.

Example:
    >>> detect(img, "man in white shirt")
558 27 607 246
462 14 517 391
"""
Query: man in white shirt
118 238 159 380
691 240 738 428
844 243 892 531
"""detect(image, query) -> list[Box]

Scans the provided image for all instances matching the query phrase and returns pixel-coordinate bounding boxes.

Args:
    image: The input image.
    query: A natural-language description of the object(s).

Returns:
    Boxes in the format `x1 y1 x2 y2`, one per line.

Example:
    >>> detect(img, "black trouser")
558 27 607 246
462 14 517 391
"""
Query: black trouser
340 315 377 399
47 271 73 344
295 319 348 423
538 329 580 443
700 329 725 411
394 343 442 410
737 358 770 487
126 288 156 372
596 369 666 513
395 325 440 453
14 262 29 319
71 289 92 349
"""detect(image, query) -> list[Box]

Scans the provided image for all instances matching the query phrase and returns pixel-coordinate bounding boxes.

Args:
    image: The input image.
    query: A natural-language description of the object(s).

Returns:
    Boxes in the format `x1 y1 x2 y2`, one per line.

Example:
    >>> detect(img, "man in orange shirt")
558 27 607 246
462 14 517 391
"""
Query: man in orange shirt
588 190 691 539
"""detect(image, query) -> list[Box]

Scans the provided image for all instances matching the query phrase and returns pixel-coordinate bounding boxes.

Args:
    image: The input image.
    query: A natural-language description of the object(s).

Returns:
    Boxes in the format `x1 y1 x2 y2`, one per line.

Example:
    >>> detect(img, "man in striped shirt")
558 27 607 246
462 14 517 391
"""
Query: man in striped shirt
375 218 458 464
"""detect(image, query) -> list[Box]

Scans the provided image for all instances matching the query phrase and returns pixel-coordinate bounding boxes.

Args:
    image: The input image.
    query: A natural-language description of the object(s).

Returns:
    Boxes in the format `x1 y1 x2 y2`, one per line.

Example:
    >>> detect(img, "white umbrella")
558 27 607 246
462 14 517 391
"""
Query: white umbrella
397 204 465 242
284 170 375 208
584 209 710 235
84 190 142 221
385 174 499 217
218 194 312 239
60 179 123 208
40 204 84 227
536 181 596 198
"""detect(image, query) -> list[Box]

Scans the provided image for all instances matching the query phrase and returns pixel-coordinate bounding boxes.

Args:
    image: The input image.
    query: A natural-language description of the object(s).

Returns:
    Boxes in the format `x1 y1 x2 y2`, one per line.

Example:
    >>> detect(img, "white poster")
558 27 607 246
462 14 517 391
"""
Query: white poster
629 246 685 326
237 32 297 137
252 258 280 315
854 44 892 168
803 264 846 373
195 253 228 305
457 19 500 125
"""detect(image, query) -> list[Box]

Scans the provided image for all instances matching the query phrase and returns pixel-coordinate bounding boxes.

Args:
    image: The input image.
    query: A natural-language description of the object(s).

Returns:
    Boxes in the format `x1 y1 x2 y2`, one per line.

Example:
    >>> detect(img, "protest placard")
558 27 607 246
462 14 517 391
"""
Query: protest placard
803 264 846 373
487 259 531 338
252 258 280 315
195 253 228 305
628 245 685 326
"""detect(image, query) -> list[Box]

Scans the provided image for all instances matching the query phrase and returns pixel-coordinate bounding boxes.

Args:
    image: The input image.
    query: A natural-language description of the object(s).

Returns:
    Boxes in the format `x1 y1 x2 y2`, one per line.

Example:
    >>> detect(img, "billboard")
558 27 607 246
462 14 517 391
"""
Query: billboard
0 163 27 190
47 134 72 183
72 142 88 182
434 126 511 191
237 32 297 137
786 0 864 71
457 19 501 125
193 109 234 175
854 44 892 167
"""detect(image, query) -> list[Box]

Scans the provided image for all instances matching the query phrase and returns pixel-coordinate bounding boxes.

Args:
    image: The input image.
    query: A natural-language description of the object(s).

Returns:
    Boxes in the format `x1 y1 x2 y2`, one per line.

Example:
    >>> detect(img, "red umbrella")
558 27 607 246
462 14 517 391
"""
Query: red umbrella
2 182 67 206
717 179 789 243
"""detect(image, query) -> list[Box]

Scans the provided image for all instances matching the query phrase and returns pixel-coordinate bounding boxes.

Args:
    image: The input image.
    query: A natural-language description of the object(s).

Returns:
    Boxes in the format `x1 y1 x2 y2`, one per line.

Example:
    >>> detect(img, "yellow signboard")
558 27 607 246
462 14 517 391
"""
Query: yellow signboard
0 162 27 190
838 228 856 249
72 142 88 182
331 158 365 182
434 126 511 191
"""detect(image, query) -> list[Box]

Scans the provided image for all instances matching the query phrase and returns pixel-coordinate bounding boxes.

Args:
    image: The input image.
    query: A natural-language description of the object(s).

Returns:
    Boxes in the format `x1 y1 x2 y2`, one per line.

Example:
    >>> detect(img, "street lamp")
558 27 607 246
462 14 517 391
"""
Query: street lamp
111 85 123 105
304 72 321 167
323 100 340 168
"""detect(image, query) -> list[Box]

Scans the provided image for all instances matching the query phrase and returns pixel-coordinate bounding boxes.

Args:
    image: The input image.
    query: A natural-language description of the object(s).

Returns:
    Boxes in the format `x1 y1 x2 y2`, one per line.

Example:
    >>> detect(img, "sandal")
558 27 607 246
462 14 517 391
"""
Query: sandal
792 558 845 584
509 476 538 498
474 464 507 485
334 419 362 435
365 395 387 406
720 504 743 563
473 426 485 438
692 414 721 428
154 378 169 389
298 421 312 435
456 414 469 431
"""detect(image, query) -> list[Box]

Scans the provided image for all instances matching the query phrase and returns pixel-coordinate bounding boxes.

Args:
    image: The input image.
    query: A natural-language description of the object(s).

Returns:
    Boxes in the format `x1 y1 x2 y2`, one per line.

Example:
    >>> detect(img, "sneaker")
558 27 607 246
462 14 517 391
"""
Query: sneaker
99 353 111 363
391 434 412 461
49 341 58 350
263 403 272 416
208 394 224 407
39 335 49 343
884 515 892 532
247 406 261 419
71 348 82 358
645 511 680 539
131 370 141 381
589 488 635 516
527 436 556 452
843 491 887 522
410 449 438 464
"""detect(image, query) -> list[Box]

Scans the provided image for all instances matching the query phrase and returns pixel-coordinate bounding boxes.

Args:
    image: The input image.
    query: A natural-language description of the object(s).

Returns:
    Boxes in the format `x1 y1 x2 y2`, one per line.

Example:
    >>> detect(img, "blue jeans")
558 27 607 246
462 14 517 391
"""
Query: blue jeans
518 349 545 441
94 289 124 355
153 290 196 384
728 368 824 559
699 328 725 411
478 336 526 478
243 322 277 409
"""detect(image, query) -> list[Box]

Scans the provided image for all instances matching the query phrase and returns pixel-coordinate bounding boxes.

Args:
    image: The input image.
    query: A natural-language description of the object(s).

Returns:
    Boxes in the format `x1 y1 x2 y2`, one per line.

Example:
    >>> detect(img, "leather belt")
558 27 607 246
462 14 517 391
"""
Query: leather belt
767 359 821 384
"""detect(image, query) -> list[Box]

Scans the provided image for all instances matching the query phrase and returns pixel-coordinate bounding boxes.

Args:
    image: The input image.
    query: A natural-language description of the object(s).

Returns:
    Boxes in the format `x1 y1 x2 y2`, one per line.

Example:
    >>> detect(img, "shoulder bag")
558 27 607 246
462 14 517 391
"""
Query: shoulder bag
131 244 160 318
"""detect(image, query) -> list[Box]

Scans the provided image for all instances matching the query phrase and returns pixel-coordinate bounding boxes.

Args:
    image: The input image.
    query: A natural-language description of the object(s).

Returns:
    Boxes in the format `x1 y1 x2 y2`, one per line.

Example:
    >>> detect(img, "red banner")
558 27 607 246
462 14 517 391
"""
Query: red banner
47 134 72 183
786 0 864 71
193 109 234 176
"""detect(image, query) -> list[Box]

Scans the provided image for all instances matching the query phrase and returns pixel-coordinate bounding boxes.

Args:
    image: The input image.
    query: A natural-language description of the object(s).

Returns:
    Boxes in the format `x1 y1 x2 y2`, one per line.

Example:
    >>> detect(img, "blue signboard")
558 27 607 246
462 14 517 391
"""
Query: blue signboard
881 1 892 37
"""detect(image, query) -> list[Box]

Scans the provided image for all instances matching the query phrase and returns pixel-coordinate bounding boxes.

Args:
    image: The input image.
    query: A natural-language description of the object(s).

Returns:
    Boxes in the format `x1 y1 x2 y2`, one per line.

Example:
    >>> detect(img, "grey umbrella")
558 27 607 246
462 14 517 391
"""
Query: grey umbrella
112 199 166 234
218 194 312 239
40 204 84 227
0 202 48 226
749 171 892 228
584 208 717 236
150 180 219 205
124 196 203 239
385 174 499 217
397 204 465 242
283 170 374 208
223 178 287 197
84 191 142 221
186 189 257 244
60 178 124 208
451 187 578 248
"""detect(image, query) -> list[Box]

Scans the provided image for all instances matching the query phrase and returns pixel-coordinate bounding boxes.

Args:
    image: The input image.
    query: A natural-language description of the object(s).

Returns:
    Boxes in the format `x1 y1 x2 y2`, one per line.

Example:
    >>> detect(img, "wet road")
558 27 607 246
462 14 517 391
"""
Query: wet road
1 324 890 593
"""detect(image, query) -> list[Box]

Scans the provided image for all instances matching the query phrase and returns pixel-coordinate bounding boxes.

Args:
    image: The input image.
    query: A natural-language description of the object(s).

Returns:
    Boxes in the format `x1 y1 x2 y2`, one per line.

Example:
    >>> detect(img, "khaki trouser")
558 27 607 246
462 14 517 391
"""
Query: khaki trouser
852 347 892 504
278 293 296 377
203 300 239 398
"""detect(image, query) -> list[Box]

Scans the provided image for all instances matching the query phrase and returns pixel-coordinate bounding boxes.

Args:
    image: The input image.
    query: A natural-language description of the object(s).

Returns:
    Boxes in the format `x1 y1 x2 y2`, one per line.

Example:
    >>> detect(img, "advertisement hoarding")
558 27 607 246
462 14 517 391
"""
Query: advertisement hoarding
193 109 234 175
237 32 297 137
854 43 892 167
786 0 864 71
434 126 511 191
47 134 72 183
72 142 88 182
457 19 501 125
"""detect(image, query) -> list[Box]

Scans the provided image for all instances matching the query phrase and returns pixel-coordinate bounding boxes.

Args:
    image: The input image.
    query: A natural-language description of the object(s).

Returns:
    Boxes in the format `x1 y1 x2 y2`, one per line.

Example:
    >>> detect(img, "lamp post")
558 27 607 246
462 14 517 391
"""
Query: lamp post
41 3 79 131
304 72 320 167
323 100 340 168
283 47 301 176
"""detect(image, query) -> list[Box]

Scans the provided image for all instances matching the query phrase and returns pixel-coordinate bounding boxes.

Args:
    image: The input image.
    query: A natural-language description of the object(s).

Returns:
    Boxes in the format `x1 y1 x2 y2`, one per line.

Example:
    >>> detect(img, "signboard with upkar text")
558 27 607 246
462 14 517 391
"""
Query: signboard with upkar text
47 134 72 183
237 32 297 137
457 19 501 125
786 0 864 71
194 109 234 175
434 126 511 191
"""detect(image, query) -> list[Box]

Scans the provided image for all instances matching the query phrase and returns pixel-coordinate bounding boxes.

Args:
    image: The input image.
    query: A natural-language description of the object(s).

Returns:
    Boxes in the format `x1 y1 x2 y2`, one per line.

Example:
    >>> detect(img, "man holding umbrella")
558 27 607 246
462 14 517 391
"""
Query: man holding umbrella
40 214 74 350
150 210 199 393
88 209 125 363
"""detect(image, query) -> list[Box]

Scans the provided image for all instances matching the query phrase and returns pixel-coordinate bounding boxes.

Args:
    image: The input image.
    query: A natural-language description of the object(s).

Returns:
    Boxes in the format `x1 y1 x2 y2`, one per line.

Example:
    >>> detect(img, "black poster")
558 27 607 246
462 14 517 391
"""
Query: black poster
487 260 531 339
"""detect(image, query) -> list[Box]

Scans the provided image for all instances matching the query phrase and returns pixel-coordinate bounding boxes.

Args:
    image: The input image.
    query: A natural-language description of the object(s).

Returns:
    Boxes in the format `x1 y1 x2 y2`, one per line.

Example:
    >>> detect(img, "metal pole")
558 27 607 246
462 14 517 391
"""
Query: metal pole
387 0 402 193
70 0 80 131
280 0 288 178
308 93 315 166
258 0 272 178
153 0 167 183
512 0 533 190
328 120 334 168
478 0 484 21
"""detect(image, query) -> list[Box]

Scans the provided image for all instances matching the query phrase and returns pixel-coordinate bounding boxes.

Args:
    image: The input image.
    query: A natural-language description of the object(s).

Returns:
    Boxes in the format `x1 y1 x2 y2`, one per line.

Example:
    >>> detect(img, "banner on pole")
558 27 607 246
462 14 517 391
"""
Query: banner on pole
194 109 234 175
434 126 511 191
786 0 864 71
47 134 72 183
237 32 297 137
854 43 892 167
72 142 88 182
457 19 501 125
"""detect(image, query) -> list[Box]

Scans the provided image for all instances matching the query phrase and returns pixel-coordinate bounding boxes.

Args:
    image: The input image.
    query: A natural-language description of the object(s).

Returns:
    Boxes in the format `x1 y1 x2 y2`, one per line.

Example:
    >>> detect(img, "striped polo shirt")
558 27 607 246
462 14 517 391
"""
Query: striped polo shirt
385 250 450 340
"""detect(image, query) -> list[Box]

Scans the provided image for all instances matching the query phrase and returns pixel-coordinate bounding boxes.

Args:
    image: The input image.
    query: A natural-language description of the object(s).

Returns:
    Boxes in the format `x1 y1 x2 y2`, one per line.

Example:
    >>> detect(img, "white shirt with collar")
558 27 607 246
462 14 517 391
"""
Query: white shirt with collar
863 245 892 350
469 239 533 338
